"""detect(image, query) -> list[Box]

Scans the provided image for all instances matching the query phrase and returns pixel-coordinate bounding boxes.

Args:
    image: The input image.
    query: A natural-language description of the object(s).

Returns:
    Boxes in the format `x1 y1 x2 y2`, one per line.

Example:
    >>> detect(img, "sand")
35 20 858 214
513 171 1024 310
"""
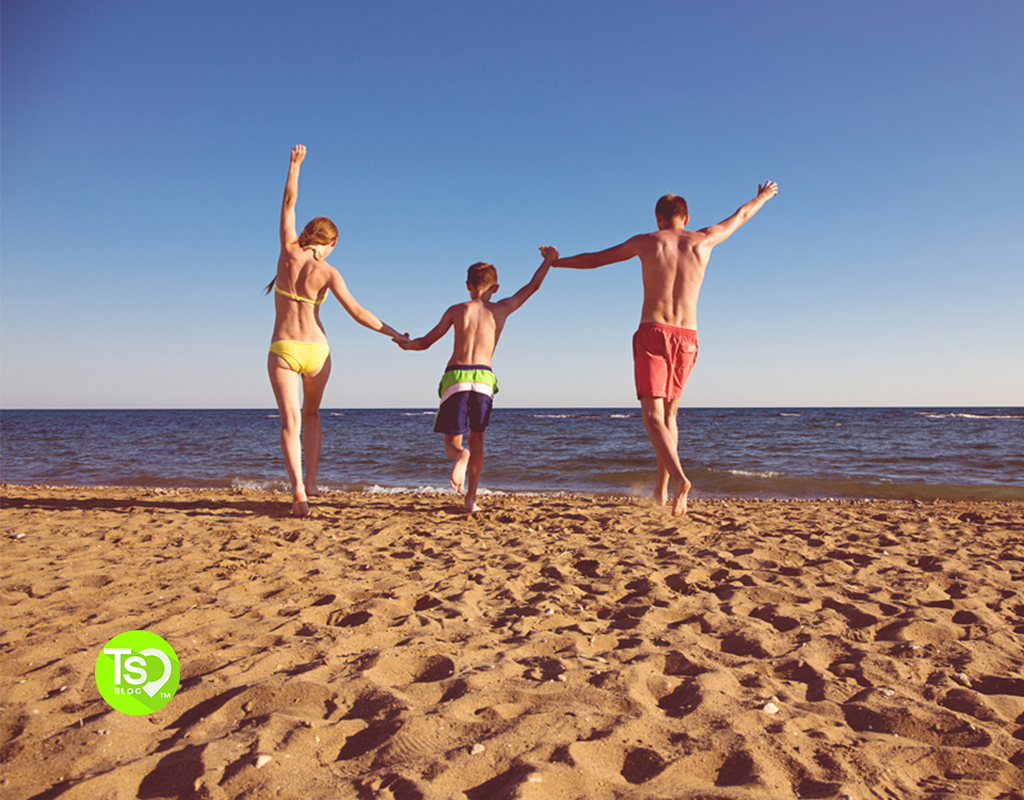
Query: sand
1 485 1022 800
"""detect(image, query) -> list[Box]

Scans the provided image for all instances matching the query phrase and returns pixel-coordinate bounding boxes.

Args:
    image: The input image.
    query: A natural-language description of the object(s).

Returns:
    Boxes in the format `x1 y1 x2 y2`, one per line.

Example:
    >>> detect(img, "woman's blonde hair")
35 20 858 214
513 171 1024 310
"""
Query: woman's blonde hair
298 216 338 249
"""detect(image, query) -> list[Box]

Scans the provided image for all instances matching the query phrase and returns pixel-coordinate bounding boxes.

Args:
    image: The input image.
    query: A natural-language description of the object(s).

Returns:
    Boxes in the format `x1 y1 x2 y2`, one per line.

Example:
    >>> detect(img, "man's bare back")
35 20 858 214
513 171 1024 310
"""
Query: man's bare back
557 182 778 331
634 227 710 329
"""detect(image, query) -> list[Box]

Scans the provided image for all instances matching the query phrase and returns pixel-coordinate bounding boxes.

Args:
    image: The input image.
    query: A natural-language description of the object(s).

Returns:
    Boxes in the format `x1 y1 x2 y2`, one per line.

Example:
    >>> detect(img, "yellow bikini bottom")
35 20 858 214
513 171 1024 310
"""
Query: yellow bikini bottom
269 340 330 374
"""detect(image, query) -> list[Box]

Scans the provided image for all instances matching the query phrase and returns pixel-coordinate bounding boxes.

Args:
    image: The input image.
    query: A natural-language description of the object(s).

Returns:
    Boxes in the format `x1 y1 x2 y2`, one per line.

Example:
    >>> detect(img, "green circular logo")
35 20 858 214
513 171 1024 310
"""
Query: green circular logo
95 631 180 714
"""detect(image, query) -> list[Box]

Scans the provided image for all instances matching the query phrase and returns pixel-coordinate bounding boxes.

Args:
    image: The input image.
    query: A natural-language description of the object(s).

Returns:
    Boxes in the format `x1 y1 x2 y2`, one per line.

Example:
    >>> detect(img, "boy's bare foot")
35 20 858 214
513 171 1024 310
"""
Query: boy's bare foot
450 449 471 494
671 476 692 517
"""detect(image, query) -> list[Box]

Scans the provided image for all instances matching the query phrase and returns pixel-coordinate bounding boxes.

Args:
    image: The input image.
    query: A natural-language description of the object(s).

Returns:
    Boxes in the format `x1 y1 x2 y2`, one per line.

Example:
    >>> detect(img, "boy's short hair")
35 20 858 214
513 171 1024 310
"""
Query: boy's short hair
467 262 498 292
655 194 688 222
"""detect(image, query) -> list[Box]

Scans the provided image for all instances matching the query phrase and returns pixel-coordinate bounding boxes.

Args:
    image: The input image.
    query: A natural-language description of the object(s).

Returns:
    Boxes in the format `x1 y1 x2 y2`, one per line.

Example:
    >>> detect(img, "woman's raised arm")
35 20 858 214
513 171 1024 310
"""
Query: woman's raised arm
279 145 306 247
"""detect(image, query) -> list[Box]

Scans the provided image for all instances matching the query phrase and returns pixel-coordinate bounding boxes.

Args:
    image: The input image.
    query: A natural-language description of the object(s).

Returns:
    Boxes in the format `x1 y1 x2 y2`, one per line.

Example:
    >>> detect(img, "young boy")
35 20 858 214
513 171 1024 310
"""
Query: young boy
399 246 559 512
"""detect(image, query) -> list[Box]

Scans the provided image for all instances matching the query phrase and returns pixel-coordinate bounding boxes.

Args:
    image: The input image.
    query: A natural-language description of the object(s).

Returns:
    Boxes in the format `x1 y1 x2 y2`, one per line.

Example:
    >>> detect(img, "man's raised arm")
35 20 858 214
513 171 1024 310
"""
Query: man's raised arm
553 236 643 270
700 181 778 246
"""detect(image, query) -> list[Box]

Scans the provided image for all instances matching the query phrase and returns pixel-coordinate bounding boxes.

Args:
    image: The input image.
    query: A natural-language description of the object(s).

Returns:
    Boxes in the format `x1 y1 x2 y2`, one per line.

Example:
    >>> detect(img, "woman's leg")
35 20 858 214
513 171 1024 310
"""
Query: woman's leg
300 355 332 499
268 352 308 516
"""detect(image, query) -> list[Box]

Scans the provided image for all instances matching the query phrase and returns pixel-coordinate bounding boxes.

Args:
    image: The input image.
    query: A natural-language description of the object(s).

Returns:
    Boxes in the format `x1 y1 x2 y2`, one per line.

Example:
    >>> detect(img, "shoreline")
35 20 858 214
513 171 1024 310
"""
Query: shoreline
4 480 1023 505
2 485 1023 798
4 407 1023 504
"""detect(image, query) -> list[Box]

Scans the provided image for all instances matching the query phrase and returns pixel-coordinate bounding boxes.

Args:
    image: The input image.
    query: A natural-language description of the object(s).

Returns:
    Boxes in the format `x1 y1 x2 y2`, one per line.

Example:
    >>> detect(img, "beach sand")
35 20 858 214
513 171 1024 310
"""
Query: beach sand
1 485 1022 799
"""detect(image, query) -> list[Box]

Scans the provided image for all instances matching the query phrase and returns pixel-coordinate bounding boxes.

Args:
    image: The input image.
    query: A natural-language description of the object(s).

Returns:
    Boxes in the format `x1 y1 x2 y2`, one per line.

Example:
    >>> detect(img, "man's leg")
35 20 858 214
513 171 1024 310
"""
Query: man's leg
464 430 485 513
640 395 691 516
444 434 471 494
652 397 681 504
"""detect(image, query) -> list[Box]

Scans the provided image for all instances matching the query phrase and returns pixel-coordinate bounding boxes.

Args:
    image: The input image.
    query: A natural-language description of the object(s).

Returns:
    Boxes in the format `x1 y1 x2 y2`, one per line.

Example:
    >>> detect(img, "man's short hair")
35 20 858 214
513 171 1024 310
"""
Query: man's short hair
467 262 498 292
655 194 688 222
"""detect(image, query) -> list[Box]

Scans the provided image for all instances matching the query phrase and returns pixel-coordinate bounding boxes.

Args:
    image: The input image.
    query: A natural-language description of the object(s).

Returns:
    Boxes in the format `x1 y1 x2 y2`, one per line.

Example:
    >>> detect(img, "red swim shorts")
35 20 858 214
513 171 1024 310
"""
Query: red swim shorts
632 323 698 400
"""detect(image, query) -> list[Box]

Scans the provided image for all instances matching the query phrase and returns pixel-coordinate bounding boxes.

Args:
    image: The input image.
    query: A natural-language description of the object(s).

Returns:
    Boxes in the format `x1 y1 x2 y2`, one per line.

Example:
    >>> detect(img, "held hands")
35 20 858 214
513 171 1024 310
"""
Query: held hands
758 180 778 200
291 144 306 167
539 245 560 263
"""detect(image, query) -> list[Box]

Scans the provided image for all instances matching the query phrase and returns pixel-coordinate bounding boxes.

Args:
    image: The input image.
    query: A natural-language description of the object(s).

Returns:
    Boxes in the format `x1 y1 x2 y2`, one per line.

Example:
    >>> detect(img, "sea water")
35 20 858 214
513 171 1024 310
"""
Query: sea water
1 408 1022 501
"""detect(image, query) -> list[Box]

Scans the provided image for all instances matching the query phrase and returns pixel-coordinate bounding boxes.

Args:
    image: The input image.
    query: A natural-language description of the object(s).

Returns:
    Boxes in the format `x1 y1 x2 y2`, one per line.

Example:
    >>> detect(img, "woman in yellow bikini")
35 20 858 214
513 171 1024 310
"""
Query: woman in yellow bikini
267 144 407 517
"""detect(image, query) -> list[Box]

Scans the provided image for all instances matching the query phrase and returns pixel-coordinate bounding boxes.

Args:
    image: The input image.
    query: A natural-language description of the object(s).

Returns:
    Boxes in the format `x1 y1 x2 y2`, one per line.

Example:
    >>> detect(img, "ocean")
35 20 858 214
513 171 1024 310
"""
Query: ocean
1 408 1022 502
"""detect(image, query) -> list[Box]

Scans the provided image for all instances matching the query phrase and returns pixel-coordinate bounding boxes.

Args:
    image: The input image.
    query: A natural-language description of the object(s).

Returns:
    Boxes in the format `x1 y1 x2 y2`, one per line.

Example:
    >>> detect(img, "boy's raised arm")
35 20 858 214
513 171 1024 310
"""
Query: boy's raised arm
700 181 778 246
499 245 559 313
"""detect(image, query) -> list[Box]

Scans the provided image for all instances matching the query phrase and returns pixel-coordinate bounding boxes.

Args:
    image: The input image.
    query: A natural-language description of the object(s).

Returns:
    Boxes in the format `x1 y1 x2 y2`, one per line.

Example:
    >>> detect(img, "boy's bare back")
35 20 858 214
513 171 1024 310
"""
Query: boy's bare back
444 298 504 367
400 246 559 363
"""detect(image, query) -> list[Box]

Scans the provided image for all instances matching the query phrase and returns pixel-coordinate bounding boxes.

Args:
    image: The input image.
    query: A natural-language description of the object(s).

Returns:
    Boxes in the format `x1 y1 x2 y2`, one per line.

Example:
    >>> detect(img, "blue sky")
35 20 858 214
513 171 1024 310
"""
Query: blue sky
2 0 1022 409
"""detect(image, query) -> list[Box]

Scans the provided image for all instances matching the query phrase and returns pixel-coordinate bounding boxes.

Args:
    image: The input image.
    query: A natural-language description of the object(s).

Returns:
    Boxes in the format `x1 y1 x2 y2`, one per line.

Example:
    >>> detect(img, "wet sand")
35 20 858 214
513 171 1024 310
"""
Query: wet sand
2 485 1022 799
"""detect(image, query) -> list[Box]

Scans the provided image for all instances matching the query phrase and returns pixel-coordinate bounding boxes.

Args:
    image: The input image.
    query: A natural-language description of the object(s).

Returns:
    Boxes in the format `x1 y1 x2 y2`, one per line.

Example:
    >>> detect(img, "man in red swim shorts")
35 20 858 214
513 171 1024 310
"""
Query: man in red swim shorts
633 322 699 401
554 181 778 515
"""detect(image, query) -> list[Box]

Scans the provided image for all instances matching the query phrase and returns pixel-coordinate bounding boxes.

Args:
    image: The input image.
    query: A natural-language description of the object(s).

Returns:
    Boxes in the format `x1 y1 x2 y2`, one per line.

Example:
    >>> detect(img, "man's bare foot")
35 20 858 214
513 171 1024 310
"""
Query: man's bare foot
305 484 322 498
671 476 692 517
464 496 480 513
654 474 670 505
450 449 471 494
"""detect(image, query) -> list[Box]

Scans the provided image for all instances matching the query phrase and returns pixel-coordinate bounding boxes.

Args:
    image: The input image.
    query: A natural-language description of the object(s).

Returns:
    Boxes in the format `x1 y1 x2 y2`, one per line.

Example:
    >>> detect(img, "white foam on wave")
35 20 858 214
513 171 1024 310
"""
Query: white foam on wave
726 469 785 479
362 485 508 497
955 413 1024 420
917 411 1023 420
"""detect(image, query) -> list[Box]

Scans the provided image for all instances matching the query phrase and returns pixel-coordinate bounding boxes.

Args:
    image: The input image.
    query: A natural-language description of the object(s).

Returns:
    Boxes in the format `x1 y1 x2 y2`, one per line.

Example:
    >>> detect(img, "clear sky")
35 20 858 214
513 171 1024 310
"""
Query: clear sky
2 0 1022 409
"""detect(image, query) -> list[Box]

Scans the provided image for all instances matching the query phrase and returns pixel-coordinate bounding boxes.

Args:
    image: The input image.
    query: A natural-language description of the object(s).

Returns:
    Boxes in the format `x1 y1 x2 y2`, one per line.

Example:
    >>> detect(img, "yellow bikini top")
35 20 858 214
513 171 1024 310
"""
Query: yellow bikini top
274 283 327 305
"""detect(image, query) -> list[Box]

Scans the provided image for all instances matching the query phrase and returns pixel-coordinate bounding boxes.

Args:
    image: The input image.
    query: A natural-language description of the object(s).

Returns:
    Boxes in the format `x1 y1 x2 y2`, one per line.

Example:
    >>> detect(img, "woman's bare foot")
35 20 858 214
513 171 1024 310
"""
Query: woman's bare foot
305 484 322 498
292 489 311 517
450 449 471 493
464 496 480 513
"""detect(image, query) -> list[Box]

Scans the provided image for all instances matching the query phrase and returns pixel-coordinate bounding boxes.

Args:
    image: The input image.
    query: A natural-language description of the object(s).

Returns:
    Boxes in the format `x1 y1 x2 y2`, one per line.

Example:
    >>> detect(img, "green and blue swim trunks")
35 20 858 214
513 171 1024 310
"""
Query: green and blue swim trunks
434 365 499 435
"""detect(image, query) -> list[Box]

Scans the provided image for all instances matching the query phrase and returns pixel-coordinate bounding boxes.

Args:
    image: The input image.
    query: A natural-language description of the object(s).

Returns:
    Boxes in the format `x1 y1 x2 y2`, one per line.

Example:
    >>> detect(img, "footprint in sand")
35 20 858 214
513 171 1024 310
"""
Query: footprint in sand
841 702 992 748
621 747 668 784
328 609 373 627
363 653 456 686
